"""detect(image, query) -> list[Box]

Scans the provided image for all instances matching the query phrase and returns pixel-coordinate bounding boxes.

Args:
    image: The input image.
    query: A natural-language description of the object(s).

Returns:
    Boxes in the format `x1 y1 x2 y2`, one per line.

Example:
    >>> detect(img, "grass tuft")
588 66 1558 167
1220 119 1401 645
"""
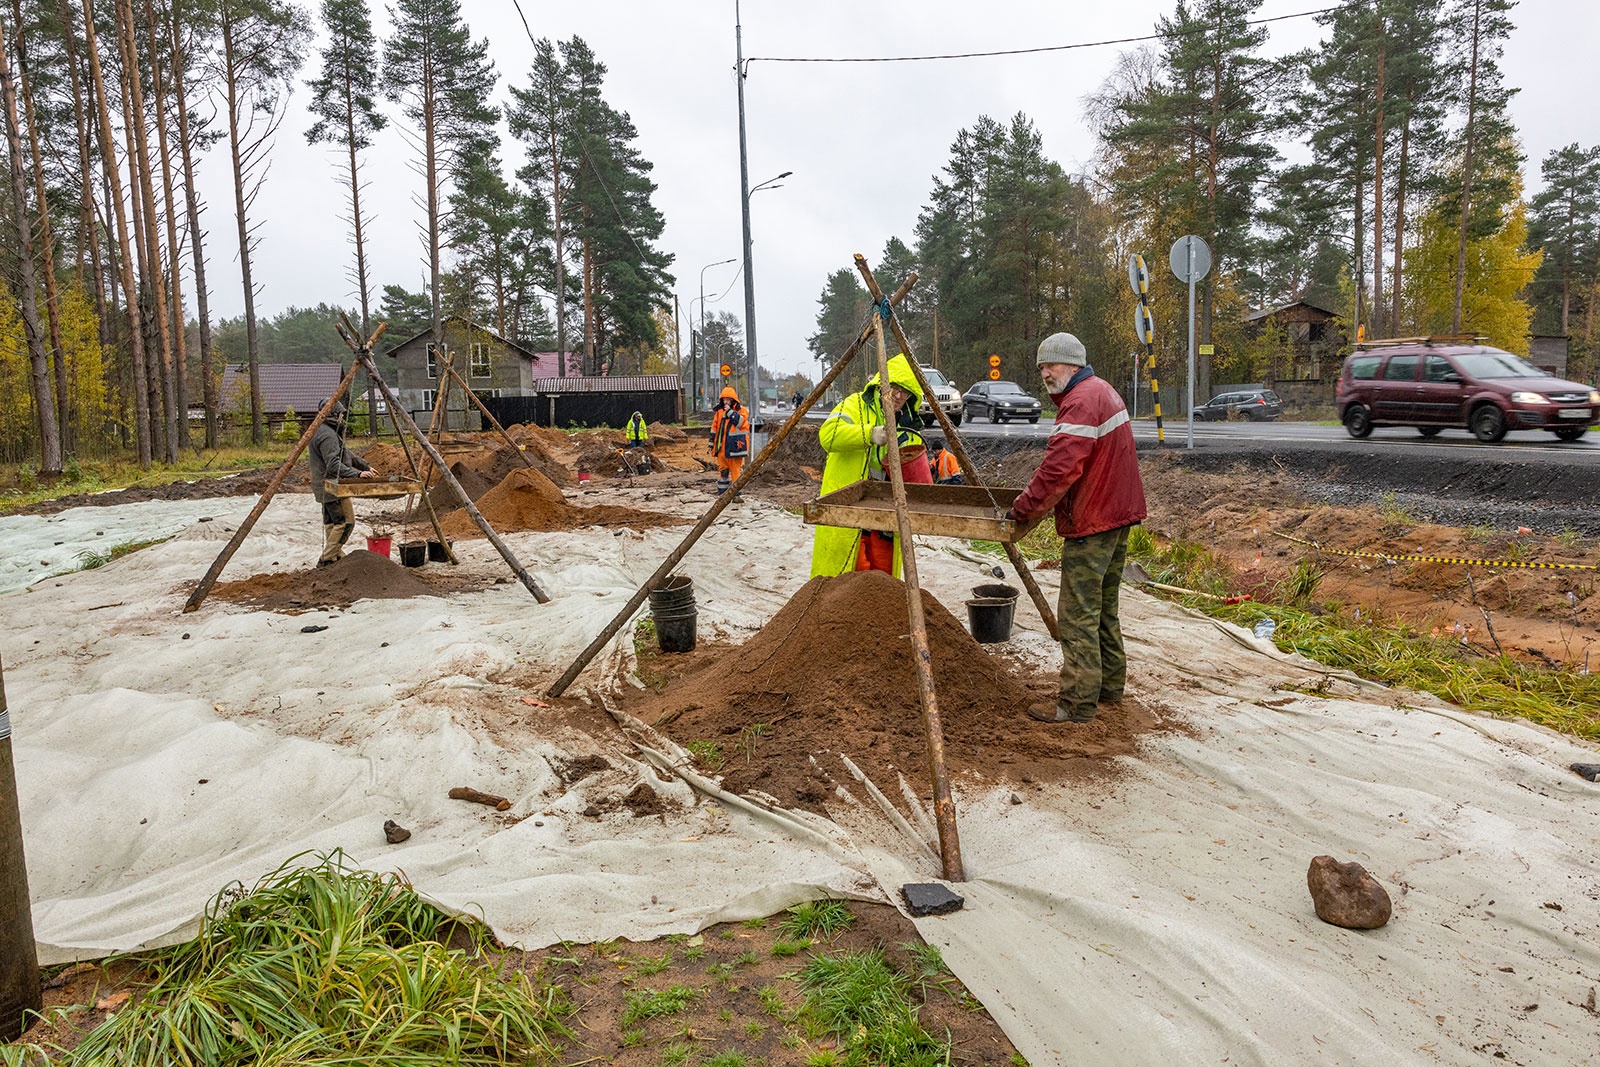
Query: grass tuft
797 949 951 1066
619 984 700 1028
59 851 570 1066
780 900 856 940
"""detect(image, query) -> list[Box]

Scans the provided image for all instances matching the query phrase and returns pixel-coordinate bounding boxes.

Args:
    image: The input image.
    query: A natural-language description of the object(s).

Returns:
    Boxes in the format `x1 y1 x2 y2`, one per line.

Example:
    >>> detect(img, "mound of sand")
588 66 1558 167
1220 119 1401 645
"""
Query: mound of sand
636 571 1167 809
438 467 683 539
647 422 687 442
209 550 441 610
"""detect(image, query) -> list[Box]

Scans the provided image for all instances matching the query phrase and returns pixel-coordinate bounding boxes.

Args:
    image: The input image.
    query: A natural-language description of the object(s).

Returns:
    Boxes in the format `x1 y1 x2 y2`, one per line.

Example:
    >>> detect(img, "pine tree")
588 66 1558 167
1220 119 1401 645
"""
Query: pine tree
1441 0 1520 332
1096 0 1278 398
507 37 576 372
806 267 869 371
218 0 310 443
1526 144 1600 336
308 0 385 429
382 0 497 367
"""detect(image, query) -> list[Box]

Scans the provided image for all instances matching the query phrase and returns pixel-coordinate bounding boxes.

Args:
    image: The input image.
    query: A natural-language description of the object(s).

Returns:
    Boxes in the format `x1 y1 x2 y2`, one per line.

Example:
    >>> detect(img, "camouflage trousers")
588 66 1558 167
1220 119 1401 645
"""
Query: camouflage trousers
1054 525 1131 720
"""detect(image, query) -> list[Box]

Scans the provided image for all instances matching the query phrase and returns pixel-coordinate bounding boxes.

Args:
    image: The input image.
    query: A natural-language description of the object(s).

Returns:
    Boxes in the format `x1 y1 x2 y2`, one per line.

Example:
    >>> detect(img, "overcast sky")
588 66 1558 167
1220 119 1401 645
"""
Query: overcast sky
193 0 1600 379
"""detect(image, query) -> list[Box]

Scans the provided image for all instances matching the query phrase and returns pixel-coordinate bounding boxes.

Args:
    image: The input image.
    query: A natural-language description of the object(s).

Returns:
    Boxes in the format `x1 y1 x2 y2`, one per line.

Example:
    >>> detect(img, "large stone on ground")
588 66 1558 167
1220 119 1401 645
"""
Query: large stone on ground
1307 855 1392 929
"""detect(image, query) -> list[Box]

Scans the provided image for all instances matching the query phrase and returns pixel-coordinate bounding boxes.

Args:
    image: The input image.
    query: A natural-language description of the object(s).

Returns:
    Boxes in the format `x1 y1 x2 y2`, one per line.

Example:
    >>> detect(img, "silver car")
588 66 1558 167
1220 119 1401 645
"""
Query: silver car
916 367 964 426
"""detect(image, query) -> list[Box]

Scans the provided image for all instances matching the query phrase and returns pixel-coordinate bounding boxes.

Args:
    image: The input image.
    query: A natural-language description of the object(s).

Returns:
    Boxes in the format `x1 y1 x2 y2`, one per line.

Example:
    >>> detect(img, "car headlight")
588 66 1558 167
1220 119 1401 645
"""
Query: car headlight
1590 390 1600 404
1510 391 1546 404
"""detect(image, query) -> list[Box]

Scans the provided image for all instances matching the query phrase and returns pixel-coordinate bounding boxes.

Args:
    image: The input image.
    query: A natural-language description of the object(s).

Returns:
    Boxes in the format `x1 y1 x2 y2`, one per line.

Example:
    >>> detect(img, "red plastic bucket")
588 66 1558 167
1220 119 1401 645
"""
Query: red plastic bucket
366 536 392 558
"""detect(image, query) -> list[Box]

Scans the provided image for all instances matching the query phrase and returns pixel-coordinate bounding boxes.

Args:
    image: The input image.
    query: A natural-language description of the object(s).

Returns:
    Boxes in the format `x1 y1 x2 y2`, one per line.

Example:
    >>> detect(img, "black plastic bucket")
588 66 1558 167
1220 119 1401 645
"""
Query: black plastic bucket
427 539 450 562
972 583 1019 602
399 541 427 568
967 592 1017 642
652 607 698 653
649 575 695 613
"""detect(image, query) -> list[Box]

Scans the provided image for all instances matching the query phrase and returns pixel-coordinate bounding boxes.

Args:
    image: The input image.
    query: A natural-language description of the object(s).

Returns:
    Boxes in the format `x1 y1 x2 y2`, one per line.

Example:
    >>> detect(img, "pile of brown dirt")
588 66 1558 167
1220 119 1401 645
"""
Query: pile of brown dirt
570 437 632 478
427 460 497 511
207 550 478 611
438 467 684 538
625 571 1171 811
646 422 686 442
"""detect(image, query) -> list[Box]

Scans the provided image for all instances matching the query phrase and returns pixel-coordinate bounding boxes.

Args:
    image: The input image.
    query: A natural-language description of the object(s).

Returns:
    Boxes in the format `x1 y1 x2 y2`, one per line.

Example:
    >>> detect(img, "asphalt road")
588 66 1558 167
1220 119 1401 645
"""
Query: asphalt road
767 404 1600 469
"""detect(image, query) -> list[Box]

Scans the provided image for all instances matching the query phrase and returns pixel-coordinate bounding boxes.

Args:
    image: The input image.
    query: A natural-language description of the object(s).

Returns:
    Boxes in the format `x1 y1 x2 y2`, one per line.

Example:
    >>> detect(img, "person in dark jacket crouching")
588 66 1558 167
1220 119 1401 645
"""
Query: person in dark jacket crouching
309 400 377 566
1006 333 1147 724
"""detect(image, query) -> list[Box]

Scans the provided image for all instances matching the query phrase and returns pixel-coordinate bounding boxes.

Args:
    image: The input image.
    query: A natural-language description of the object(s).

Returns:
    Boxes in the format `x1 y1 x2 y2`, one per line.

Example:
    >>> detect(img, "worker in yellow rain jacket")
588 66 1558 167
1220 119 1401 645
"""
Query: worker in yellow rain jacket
625 411 649 448
810 354 925 577
708 386 751 494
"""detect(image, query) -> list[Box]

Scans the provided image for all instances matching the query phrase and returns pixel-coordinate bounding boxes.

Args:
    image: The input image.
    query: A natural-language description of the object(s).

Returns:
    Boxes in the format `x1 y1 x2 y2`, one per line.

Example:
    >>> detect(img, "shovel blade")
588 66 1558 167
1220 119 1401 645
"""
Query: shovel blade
1122 560 1153 585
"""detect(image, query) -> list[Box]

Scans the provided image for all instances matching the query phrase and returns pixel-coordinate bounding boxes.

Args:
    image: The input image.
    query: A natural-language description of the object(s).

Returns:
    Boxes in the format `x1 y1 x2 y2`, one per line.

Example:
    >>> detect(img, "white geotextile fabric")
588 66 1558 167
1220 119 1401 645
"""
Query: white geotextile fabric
0 495 248 594
4 486 1599 1066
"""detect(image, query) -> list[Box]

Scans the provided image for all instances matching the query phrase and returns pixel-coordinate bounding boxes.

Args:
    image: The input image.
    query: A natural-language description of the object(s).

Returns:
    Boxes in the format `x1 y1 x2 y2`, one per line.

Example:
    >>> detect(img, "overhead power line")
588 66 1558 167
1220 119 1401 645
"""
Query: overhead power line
746 6 1337 66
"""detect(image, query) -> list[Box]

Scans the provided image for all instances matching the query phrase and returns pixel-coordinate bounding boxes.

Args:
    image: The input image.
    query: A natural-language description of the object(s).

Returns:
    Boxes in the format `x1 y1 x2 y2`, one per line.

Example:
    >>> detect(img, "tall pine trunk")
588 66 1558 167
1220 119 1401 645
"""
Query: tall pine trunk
1371 21 1386 338
423 60 442 377
145 0 189 450
170 19 217 449
57 0 109 356
12 0 70 452
221 6 265 443
117 0 178 461
549 122 566 375
80 0 151 466
1391 112 1411 334
1451 0 1482 334
0 6 60 472
341 53 377 431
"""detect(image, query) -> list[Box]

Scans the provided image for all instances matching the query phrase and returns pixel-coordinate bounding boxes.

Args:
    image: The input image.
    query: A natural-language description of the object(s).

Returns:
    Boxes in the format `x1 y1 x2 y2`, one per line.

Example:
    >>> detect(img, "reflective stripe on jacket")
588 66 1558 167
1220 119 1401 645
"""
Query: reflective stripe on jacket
709 405 750 458
626 414 648 443
1010 366 1147 538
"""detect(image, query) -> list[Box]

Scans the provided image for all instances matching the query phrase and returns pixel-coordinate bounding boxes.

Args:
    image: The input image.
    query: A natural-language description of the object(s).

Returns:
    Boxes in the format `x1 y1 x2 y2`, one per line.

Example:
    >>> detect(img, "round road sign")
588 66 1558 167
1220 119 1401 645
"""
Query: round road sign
988 368 1001 380
1169 235 1212 283
1127 253 1149 296
987 354 1001 368
719 363 733 378
1133 303 1155 345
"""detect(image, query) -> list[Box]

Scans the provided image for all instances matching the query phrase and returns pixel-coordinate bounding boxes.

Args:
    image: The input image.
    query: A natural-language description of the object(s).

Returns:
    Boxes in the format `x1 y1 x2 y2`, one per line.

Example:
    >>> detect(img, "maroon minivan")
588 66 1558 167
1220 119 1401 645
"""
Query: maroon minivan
1336 343 1599 442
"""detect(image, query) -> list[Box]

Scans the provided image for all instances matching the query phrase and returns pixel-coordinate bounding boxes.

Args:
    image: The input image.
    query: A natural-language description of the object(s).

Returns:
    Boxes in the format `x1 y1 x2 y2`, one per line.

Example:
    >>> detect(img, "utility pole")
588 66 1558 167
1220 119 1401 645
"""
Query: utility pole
735 0 760 442
0 656 40 1040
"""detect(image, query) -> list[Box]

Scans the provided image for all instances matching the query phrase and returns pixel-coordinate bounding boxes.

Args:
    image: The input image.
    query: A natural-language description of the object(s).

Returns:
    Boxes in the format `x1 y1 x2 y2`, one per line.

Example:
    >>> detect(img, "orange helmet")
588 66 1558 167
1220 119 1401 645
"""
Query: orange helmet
719 386 739 401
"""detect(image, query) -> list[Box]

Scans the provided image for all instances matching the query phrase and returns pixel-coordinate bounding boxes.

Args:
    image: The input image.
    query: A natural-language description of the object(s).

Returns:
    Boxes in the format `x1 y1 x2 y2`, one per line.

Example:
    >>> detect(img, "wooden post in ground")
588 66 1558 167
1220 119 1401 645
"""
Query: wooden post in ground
355 350 550 604
853 256 1060 642
183 358 364 613
0 656 40 1040
445 363 539 473
867 301 964 883
546 275 918 698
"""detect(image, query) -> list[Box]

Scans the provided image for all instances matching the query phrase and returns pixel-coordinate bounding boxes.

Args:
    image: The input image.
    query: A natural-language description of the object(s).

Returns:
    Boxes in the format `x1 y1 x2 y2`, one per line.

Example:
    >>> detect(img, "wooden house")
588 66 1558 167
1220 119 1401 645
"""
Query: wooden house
385 317 575 429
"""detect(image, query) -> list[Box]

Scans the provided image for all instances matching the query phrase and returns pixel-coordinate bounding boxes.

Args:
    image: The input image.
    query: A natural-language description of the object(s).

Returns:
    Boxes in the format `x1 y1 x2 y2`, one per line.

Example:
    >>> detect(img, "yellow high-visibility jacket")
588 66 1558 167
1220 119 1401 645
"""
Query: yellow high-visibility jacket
810 354 924 577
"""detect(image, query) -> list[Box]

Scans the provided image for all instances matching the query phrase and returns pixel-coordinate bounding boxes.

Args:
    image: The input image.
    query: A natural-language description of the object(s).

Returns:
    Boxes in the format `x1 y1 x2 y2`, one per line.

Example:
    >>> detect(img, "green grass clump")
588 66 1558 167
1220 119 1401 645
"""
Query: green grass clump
619 984 700 1028
1129 535 1600 740
770 938 811 958
780 900 856 940
60 851 570 1066
686 740 726 771
796 949 950 1067
74 536 173 571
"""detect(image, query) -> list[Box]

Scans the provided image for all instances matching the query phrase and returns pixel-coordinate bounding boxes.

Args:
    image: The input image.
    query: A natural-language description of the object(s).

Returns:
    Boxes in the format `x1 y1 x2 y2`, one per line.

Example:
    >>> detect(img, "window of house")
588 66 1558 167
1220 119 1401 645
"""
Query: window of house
422 389 436 410
1308 322 1326 342
426 344 439 379
470 343 490 379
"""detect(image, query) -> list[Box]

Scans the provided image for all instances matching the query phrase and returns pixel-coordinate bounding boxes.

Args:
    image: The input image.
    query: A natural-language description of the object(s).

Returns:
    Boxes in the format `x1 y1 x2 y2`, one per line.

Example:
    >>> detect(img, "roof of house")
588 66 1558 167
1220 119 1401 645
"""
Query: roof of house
215 363 343 414
384 316 549 363
1245 298 1340 322
532 374 681 394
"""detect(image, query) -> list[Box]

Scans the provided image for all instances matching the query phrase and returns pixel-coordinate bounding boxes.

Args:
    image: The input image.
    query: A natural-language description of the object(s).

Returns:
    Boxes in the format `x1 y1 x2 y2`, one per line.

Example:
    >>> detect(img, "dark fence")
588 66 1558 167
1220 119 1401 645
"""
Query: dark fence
481 391 681 429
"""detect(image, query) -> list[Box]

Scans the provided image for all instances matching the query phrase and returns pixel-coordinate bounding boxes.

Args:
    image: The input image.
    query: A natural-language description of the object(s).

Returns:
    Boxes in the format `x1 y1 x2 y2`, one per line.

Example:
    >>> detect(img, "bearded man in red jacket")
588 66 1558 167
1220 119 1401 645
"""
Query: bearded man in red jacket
1007 332 1148 724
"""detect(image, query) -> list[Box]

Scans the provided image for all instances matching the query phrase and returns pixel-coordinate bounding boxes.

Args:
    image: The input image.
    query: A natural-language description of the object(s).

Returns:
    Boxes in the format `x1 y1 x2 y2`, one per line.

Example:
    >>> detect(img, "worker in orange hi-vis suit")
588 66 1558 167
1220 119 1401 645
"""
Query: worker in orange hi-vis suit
708 386 751 495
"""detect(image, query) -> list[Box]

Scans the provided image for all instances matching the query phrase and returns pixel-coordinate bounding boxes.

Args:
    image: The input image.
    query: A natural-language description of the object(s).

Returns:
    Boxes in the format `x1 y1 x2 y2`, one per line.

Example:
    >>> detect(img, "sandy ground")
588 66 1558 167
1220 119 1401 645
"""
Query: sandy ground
5 426 1600 1065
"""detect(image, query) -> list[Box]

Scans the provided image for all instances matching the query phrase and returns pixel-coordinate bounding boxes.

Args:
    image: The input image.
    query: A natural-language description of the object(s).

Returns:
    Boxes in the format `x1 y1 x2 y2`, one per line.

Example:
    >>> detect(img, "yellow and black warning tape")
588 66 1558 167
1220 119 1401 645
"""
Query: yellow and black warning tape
1271 531 1600 571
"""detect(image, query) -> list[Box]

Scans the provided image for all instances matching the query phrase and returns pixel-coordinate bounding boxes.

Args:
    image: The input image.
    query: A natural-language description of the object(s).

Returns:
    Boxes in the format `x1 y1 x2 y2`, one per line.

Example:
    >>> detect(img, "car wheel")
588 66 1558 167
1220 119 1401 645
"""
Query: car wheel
1471 404 1507 443
1027 416 1039 424
959 408 969 425
1343 404 1373 438
1417 427 1442 438
1552 425 1587 442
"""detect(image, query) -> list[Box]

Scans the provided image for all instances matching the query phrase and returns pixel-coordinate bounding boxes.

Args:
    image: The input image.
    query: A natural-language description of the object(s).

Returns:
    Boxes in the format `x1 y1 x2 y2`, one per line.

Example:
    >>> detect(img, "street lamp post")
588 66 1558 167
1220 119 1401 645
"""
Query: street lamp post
734 1 789 445
698 258 735 413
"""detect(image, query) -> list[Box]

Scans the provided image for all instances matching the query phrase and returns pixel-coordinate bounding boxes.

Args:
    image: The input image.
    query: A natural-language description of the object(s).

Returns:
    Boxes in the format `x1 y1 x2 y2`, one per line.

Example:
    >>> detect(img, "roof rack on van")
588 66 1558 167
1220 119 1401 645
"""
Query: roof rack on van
1353 334 1486 349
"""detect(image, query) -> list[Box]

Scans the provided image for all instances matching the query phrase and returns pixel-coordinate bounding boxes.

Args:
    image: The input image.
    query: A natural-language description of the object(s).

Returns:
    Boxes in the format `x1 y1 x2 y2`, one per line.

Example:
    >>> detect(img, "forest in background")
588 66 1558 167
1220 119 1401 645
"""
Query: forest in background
0 0 1595 471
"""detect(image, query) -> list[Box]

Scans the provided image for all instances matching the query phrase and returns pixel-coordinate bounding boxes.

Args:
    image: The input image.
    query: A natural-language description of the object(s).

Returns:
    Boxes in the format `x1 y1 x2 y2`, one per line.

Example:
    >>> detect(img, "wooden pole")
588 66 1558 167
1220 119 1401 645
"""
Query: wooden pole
852 255 1060 642
356 350 550 604
0 656 40 1040
446 363 538 472
183 358 364 613
869 305 964 883
547 274 918 698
